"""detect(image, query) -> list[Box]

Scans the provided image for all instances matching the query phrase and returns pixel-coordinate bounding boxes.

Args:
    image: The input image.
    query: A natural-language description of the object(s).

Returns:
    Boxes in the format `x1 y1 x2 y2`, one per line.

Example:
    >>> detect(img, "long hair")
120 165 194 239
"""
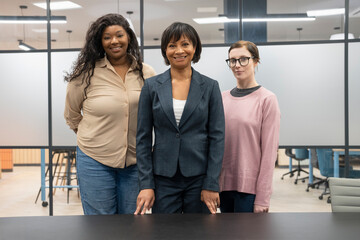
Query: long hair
64 13 144 98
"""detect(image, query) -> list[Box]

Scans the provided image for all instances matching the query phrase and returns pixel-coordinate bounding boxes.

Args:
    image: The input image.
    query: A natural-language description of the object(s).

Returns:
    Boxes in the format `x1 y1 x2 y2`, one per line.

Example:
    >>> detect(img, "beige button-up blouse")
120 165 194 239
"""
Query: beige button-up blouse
64 56 156 168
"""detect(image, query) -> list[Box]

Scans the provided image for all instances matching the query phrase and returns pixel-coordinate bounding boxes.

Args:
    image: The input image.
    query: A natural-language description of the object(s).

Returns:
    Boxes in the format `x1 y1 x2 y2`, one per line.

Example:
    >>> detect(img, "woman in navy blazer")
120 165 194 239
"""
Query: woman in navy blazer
134 22 225 214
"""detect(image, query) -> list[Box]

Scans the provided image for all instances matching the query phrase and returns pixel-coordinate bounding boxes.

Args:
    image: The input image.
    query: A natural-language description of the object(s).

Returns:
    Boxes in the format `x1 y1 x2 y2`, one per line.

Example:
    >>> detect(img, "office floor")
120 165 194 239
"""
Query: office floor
0 166 331 217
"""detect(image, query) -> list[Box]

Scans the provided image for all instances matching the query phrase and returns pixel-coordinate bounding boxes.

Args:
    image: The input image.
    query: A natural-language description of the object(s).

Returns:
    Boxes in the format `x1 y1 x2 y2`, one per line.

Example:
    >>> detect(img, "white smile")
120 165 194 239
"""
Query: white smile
174 56 186 59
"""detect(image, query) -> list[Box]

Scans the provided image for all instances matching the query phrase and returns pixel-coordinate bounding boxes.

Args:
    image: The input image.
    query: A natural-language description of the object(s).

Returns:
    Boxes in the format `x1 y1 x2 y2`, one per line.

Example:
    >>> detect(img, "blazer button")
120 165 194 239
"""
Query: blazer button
176 133 180 138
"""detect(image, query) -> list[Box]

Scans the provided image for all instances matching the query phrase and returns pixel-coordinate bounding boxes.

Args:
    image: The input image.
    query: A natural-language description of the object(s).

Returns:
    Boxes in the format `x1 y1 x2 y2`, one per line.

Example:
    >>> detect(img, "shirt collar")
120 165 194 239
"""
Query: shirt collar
96 55 138 71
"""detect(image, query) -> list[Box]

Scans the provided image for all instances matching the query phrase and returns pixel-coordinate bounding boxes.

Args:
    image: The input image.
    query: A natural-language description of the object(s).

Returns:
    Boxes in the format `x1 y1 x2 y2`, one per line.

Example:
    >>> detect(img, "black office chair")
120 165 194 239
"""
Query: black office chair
281 148 309 184
306 148 325 192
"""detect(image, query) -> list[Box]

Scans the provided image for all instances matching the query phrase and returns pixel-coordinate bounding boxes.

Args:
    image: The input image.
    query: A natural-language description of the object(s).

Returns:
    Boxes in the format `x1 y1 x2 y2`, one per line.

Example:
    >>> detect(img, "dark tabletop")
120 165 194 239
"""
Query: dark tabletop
1 213 360 240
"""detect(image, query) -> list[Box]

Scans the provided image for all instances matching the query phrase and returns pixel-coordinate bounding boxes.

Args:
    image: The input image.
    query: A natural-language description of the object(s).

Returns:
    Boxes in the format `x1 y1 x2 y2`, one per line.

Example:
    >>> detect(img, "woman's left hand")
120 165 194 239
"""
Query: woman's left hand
201 190 220 214
254 204 269 213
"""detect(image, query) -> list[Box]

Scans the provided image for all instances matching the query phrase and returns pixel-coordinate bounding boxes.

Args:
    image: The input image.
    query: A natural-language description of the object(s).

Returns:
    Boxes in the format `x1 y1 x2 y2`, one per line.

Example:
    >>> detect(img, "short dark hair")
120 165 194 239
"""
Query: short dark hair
228 40 260 63
161 22 202 65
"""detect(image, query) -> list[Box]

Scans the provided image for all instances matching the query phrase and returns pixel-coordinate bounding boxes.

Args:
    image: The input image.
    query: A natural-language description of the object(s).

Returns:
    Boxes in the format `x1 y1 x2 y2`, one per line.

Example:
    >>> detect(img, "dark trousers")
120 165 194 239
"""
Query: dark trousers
220 191 256 213
152 169 210 214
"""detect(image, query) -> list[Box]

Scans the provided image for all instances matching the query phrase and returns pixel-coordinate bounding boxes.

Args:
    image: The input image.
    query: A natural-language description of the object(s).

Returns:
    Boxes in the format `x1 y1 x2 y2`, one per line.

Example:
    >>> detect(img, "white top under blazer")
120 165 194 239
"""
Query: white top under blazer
173 98 186 126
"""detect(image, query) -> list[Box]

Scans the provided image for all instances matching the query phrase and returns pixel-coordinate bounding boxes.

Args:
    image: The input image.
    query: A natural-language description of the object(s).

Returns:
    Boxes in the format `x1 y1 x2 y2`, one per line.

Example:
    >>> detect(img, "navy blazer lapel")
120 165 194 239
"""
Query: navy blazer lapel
157 69 178 130
179 69 205 128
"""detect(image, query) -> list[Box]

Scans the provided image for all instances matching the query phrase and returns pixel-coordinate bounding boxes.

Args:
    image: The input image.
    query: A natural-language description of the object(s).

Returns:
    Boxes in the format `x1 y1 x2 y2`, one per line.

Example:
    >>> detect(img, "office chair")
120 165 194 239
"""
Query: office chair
281 148 309 184
328 177 360 212
315 149 360 203
306 149 325 192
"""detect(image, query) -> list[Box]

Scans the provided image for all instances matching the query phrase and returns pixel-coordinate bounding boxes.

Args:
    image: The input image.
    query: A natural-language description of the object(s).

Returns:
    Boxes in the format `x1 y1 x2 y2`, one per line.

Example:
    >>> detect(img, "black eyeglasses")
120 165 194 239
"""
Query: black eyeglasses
225 56 254 67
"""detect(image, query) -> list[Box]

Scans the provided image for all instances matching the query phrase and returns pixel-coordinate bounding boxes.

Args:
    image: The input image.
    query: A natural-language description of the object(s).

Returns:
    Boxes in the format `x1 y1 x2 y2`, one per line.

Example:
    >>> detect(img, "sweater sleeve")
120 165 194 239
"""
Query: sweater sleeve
255 94 280 207
64 80 85 131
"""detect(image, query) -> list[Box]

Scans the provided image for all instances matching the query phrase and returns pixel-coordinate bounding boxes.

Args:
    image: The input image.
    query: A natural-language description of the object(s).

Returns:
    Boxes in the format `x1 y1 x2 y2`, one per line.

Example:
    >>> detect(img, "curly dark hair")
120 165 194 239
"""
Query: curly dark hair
64 13 144 98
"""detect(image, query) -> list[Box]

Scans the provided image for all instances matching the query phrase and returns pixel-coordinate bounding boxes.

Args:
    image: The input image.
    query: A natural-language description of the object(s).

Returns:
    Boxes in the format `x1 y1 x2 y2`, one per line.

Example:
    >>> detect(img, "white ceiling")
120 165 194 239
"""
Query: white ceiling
1 0 360 50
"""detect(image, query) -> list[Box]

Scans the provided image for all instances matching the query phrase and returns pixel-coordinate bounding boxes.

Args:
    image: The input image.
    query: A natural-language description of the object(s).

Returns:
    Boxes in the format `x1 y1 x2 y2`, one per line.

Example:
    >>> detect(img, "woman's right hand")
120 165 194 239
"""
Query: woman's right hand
134 189 155 215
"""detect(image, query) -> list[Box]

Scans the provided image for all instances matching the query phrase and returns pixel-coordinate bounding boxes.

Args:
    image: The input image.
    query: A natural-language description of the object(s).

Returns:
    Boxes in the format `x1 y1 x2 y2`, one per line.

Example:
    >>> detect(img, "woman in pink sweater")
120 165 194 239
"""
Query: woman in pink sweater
219 40 280 213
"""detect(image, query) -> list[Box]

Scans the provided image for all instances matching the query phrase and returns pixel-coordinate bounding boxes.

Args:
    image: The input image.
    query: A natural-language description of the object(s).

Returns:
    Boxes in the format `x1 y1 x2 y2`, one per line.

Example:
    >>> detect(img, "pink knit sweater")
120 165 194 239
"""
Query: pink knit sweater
219 87 280 207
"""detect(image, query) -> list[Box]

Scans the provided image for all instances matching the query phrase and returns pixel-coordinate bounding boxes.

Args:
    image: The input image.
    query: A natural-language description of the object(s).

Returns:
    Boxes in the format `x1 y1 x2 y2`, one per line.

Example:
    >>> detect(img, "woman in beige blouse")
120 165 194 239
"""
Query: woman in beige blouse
64 14 155 215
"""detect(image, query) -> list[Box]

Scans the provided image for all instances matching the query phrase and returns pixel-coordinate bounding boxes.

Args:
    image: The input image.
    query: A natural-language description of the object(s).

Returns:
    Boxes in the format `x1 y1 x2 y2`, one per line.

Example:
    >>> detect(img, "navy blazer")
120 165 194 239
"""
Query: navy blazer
136 68 225 192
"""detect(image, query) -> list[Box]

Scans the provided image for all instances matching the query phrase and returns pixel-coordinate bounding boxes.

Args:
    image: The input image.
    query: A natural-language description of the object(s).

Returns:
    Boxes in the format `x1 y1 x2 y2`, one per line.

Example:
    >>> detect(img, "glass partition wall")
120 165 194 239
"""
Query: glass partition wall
2 0 359 51
0 0 359 216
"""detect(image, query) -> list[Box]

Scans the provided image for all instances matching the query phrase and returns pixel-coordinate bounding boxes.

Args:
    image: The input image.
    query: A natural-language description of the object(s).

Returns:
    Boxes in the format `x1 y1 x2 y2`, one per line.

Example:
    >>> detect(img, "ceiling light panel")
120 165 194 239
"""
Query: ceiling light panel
243 17 315 22
193 16 315 24
0 16 67 24
193 17 236 24
32 29 59 33
33 1 82 11
307 8 345 17
197 7 218 13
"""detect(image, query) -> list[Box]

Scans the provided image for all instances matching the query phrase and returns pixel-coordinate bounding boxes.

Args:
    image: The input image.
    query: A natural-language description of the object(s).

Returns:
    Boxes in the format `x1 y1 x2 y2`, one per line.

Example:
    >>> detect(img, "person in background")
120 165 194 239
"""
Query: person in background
220 40 280 213
134 22 225 215
64 13 156 215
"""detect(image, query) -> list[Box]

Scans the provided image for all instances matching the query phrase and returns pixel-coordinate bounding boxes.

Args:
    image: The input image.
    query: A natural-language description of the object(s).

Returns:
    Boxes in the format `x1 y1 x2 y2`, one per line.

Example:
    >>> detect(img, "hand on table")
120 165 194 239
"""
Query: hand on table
201 190 220 214
254 204 269 213
134 189 155 215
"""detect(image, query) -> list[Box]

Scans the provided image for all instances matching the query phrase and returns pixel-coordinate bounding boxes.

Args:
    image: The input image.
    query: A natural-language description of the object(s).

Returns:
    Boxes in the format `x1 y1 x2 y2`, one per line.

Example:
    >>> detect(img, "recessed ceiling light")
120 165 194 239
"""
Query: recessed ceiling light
307 8 344 17
32 29 59 33
244 17 315 22
193 16 315 24
197 7 218 13
18 40 35 51
193 16 235 24
0 16 67 24
33 1 82 11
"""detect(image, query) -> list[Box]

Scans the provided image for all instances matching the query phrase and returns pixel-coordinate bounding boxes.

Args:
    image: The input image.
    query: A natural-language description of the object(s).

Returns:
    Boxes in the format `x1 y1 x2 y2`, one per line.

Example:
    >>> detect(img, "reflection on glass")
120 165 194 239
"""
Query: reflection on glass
0 0 141 50
262 0 346 42
349 0 360 40
0 3 47 50
50 0 141 49
348 149 360 173
2 0 360 50
145 0 226 45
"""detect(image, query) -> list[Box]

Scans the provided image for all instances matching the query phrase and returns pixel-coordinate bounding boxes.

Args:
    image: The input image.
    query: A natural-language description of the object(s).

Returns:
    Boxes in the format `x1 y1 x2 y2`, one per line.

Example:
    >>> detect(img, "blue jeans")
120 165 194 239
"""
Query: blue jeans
220 191 256 213
76 147 139 215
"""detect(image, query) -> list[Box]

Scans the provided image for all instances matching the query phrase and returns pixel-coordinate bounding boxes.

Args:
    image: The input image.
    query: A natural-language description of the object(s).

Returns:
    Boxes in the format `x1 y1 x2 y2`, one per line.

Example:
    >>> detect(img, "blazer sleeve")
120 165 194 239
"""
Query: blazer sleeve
202 80 225 192
136 80 155 190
